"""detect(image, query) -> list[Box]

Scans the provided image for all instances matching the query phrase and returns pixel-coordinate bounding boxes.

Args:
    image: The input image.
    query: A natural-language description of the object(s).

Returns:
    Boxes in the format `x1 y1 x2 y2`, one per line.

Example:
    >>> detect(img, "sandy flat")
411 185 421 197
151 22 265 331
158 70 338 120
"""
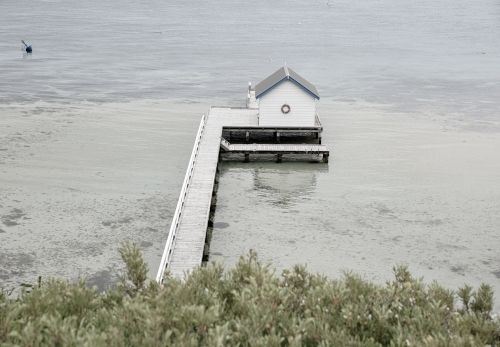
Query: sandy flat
0 99 209 290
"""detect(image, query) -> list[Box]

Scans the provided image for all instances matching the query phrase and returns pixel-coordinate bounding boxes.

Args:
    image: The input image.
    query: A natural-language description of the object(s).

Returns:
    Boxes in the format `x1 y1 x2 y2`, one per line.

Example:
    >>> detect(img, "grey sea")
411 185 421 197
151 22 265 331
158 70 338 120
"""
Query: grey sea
1 0 499 302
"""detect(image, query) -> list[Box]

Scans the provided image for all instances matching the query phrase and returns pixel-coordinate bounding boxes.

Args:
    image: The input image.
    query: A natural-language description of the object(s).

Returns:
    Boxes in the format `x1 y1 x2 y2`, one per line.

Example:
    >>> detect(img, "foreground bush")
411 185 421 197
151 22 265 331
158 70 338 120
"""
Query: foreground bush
1 242 499 347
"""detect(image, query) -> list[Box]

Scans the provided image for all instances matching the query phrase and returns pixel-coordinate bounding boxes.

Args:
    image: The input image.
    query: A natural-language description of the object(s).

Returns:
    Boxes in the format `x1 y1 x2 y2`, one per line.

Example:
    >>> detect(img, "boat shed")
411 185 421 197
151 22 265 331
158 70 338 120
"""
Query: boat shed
255 65 320 127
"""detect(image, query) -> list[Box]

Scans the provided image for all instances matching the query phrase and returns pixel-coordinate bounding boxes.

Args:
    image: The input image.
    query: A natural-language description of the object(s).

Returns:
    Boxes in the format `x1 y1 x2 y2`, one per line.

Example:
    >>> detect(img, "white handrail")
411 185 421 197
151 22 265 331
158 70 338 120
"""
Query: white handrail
156 114 207 283
315 111 323 128
220 137 231 151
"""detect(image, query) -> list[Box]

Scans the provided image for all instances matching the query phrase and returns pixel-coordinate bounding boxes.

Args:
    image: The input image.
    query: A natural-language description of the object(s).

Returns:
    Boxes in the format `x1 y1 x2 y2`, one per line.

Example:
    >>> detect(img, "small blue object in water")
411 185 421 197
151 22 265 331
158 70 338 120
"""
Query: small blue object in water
21 40 32 53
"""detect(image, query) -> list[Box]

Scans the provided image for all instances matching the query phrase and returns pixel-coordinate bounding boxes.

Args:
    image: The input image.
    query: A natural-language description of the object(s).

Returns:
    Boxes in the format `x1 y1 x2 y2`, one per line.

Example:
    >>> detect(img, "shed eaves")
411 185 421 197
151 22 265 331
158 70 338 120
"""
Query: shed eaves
287 68 320 100
254 66 320 100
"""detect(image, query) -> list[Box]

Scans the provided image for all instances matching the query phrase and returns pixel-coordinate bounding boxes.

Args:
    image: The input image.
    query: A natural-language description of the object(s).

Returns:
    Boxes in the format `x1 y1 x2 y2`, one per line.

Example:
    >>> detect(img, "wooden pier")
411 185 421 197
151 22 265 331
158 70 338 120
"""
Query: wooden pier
156 106 329 282
157 69 329 282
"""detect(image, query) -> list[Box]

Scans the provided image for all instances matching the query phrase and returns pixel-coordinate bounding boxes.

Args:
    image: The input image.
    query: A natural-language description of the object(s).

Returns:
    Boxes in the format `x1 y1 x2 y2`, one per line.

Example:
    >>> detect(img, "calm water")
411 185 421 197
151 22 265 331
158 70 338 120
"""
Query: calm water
2 0 500 109
1 0 500 299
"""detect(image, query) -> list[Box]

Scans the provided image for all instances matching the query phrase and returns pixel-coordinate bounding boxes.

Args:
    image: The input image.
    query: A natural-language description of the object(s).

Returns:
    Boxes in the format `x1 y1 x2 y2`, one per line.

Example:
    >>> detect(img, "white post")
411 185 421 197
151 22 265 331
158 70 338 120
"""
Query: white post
246 82 252 107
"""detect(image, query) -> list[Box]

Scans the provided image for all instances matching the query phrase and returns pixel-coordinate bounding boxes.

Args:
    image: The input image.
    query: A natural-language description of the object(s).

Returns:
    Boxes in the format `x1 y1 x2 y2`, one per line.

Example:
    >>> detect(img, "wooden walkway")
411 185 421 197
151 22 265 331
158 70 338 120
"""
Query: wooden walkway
156 108 258 281
156 107 329 282
221 139 329 155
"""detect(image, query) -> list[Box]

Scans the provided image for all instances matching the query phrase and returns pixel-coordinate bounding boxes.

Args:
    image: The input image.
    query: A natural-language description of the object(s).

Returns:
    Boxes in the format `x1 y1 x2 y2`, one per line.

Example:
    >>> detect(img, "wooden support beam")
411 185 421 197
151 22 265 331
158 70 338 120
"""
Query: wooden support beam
211 196 217 208
244 153 250 163
202 244 209 262
323 153 329 163
277 153 283 163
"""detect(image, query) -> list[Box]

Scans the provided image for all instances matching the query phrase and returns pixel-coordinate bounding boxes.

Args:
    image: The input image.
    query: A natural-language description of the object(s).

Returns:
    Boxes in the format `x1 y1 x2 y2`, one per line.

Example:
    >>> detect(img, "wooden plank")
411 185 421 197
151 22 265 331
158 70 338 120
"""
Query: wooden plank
222 143 329 154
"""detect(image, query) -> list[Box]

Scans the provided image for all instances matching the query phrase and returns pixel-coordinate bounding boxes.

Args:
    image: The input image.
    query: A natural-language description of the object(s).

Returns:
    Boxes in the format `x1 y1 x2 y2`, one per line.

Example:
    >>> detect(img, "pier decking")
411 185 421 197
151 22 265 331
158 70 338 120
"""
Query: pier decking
156 107 329 283
221 138 329 155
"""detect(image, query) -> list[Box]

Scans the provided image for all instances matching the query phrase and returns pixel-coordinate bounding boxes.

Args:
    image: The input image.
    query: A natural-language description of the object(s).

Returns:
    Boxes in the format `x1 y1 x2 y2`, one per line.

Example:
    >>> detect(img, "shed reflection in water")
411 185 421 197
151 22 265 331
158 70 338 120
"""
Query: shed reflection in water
209 161 329 265
252 168 319 208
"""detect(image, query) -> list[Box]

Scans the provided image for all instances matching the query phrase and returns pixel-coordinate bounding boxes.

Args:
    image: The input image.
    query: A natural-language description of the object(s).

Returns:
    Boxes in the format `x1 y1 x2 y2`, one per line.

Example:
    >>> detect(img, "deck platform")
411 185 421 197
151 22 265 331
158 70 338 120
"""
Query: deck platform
221 139 329 155
156 106 329 282
220 137 329 162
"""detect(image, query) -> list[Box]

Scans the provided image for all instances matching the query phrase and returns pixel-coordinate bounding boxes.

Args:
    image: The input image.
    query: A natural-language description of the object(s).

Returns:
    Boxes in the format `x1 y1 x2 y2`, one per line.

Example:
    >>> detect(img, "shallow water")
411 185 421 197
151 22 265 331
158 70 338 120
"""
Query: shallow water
211 101 500 294
1 0 500 300
0 100 206 291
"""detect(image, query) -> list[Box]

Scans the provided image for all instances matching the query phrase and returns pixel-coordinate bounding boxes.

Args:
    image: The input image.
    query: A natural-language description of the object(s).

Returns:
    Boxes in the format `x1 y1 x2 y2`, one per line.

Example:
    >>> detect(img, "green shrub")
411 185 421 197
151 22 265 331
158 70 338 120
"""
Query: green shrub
0 243 499 346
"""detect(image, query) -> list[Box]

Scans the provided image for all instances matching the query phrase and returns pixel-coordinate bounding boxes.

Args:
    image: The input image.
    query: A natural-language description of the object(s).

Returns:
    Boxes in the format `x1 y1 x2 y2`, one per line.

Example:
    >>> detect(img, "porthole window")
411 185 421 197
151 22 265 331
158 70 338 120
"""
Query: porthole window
281 104 291 114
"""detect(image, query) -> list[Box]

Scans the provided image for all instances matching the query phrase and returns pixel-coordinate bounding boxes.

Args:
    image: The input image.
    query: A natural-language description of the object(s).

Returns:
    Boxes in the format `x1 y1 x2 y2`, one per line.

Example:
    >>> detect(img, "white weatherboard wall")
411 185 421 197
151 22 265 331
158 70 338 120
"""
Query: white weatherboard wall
258 80 316 127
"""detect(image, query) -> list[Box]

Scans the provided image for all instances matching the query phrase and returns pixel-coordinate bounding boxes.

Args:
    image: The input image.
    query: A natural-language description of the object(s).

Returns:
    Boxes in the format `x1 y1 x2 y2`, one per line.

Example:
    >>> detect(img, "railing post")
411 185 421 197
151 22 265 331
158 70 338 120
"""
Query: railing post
246 82 252 107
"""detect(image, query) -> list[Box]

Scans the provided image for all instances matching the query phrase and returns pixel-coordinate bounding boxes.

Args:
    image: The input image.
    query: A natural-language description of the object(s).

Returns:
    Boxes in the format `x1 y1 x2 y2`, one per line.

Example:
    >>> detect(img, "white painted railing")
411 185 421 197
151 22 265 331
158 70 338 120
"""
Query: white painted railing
156 114 207 283
246 82 251 107
314 111 323 128
220 137 231 151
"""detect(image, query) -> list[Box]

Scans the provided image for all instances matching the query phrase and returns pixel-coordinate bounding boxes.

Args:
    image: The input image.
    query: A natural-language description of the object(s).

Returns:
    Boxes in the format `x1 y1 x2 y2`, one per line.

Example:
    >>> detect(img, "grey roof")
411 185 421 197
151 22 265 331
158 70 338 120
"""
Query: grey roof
254 65 320 100
254 67 287 99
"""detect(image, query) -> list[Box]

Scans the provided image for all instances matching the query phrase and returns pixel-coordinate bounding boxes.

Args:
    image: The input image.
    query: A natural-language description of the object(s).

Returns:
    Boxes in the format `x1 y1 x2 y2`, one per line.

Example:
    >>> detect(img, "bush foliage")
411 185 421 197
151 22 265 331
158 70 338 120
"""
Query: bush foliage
1 241 499 346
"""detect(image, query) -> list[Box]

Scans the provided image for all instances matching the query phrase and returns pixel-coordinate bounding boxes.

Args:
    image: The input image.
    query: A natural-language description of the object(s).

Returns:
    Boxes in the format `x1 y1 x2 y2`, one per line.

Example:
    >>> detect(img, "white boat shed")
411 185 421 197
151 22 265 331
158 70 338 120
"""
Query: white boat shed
255 65 320 127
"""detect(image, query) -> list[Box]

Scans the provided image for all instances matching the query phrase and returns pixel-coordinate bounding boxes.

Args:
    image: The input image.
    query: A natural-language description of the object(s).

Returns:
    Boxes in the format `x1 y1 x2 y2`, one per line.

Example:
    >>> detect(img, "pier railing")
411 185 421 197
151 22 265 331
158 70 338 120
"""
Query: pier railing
156 114 207 283
220 137 231 151
314 111 323 128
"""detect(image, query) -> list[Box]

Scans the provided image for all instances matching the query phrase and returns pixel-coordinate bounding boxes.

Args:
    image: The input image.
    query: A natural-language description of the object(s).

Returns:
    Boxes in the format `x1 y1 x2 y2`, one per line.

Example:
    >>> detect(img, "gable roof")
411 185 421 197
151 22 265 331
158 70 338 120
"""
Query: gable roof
254 65 320 100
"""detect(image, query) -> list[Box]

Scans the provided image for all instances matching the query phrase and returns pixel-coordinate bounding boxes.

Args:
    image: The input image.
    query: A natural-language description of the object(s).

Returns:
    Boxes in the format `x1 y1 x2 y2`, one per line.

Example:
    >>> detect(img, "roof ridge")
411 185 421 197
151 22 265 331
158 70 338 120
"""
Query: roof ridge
284 64 290 78
254 66 319 100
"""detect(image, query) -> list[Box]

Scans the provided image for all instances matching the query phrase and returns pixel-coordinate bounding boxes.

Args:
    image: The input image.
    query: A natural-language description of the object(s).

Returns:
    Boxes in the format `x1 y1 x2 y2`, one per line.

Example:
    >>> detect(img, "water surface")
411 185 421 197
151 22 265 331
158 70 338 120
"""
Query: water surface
1 0 499 299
